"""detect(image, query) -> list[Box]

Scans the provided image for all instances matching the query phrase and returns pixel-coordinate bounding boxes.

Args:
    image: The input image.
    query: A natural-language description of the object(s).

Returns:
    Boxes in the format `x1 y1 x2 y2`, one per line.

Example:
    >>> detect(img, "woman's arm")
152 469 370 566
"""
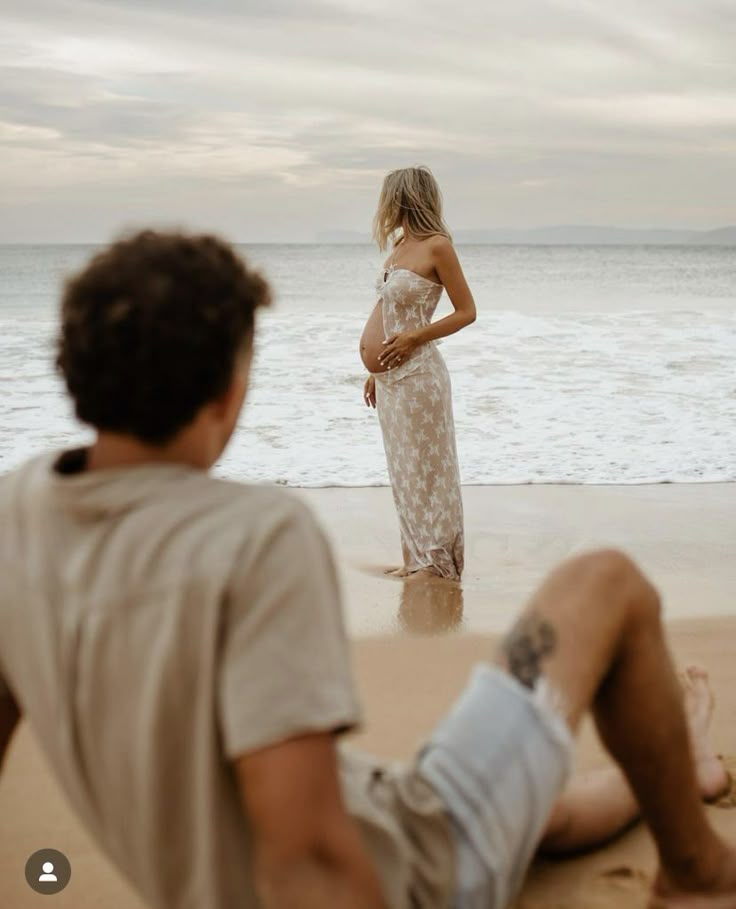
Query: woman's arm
412 236 476 344
380 238 475 369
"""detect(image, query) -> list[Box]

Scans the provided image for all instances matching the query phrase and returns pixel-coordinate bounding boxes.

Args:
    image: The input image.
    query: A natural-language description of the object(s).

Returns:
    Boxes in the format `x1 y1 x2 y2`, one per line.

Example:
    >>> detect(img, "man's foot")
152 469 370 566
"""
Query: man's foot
650 844 736 906
651 888 736 907
681 666 730 801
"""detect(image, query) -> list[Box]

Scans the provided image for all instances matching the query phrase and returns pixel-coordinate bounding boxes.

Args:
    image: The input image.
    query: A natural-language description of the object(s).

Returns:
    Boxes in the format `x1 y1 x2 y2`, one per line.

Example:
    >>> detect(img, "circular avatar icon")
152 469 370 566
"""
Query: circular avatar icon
25 849 72 895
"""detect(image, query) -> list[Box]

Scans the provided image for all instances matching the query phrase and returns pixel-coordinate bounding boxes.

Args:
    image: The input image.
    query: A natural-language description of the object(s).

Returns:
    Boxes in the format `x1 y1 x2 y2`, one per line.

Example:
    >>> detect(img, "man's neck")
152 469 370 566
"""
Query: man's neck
86 433 210 472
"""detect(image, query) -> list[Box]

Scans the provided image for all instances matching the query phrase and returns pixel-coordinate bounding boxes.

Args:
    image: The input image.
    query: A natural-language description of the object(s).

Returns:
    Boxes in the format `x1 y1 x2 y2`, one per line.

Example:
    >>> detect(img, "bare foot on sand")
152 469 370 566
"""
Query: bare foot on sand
383 566 409 577
385 567 442 580
681 665 730 802
650 847 736 907
646 668 735 907
404 568 441 582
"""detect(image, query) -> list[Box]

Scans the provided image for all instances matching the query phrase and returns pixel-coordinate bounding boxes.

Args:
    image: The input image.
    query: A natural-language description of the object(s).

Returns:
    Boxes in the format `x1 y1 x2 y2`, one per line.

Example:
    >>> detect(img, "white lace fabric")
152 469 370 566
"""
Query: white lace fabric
373 267 464 579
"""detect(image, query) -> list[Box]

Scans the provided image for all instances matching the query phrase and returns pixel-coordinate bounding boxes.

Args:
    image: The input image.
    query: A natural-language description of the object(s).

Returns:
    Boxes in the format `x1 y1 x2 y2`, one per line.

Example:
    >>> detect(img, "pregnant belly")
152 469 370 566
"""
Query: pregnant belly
360 301 389 373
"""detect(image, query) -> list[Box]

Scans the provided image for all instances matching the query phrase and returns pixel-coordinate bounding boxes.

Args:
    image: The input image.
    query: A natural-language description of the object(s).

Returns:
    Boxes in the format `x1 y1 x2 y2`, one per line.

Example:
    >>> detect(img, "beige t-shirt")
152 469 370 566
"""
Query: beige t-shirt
0 451 453 909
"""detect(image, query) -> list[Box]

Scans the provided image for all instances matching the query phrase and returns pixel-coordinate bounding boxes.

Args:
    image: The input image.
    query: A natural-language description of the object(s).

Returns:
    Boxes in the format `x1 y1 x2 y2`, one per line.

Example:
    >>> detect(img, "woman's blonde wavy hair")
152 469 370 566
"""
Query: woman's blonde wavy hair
372 166 452 251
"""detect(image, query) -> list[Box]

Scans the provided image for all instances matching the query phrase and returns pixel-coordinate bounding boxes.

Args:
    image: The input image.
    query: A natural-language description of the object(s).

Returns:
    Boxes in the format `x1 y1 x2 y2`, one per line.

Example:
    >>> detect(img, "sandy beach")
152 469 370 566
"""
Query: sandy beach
301 482 736 637
2 483 736 908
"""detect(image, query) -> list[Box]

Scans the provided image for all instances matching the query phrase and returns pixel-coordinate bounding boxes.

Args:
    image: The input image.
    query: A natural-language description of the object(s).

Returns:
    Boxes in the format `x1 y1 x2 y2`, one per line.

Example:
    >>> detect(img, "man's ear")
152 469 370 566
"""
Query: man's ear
210 337 253 420
212 369 247 420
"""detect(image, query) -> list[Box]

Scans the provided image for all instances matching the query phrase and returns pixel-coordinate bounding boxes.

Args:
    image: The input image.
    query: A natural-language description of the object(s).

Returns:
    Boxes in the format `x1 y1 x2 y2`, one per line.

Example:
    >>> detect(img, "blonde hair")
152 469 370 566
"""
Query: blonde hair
372 166 452 251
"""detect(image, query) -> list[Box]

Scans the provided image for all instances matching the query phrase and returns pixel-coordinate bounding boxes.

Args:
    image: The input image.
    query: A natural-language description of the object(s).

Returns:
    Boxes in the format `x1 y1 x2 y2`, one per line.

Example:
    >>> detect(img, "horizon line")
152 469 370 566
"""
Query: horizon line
2 224 735 246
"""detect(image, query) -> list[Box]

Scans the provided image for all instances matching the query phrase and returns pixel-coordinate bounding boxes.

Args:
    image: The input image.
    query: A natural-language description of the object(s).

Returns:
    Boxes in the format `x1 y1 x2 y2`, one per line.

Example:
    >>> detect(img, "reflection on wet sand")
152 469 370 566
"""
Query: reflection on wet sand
398 575 464 635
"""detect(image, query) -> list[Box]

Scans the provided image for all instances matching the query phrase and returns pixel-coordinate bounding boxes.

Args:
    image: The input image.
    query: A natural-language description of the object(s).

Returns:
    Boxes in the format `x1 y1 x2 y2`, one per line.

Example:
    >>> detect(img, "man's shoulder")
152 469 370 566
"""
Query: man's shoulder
192 475 312 522
0 452 54 479
0 452 54 501
0 454 315 540
173 474 322 552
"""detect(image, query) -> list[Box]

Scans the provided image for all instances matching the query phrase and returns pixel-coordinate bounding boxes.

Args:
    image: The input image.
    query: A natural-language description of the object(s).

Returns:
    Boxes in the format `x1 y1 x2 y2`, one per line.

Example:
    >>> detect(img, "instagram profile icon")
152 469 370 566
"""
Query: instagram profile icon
25 849 72 895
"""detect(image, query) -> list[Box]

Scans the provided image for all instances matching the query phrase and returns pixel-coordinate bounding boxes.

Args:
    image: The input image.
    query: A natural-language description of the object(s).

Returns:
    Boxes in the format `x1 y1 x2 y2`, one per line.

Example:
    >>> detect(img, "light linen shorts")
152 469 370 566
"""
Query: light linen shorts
418 663 574 909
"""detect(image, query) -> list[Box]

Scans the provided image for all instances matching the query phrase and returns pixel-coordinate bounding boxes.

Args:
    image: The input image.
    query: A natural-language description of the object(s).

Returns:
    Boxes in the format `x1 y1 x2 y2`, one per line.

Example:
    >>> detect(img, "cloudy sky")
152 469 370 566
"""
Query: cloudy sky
1 0 735 241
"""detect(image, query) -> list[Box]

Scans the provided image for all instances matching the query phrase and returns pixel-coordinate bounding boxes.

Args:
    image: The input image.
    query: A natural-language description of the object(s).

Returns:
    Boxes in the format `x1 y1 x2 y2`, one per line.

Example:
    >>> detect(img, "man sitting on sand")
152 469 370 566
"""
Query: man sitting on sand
0 230 734 909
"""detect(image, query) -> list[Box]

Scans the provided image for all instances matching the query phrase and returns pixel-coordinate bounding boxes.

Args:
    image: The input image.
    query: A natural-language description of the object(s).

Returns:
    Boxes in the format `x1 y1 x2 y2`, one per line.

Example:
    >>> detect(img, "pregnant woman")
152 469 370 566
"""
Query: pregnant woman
360 166 476 580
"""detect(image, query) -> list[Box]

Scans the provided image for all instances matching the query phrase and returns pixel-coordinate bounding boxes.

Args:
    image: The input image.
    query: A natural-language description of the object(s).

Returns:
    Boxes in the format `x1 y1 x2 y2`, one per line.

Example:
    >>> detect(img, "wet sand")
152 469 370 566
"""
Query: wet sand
1 484 735 908
298 483 736 636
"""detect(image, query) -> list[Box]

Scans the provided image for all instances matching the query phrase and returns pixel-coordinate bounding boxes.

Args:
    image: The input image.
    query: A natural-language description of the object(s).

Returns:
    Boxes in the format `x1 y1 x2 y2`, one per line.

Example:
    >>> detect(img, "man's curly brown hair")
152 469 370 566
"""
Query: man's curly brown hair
56 230 271 445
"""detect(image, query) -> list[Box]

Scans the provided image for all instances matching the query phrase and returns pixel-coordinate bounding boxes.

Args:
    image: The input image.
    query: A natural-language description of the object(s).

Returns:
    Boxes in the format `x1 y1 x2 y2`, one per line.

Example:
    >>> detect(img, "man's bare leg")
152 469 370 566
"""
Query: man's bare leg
539 666 729 855
497 550 736 907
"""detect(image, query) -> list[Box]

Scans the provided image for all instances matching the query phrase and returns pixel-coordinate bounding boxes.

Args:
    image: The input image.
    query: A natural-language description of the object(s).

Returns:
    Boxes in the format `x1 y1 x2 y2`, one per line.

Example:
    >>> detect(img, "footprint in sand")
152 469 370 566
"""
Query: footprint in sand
600 865 650 884
516 868 651 909
596 865 652 906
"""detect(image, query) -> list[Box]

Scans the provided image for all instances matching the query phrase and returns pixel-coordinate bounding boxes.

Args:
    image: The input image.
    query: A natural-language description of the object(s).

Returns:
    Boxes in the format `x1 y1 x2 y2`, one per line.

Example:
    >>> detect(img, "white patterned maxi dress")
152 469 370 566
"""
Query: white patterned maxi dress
372 266 464 580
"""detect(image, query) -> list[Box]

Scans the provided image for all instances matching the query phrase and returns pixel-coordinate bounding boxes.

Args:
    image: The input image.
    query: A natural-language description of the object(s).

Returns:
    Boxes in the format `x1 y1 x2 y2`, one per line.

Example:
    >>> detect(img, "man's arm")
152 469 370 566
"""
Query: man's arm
235 732 388 909
0 693 20 773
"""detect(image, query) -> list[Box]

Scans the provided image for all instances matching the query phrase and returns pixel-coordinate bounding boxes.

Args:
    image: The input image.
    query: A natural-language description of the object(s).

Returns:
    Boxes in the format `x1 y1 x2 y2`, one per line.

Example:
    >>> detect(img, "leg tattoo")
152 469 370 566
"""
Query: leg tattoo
502 612 557 689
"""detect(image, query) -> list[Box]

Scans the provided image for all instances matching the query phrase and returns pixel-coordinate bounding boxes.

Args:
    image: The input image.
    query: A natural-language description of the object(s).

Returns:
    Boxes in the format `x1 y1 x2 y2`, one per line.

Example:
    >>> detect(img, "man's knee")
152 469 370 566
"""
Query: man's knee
564 548 661 621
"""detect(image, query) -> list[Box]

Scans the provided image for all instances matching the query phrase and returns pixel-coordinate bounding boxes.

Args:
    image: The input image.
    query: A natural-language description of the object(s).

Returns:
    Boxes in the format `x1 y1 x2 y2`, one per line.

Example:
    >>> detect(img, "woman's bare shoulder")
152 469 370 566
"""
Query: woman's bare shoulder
427 235 456 263
426 234 453 252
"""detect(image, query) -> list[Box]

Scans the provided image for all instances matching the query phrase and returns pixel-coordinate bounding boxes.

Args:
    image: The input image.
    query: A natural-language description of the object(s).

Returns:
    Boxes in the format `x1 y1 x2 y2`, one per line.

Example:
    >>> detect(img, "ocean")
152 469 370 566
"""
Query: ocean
1 243 734 486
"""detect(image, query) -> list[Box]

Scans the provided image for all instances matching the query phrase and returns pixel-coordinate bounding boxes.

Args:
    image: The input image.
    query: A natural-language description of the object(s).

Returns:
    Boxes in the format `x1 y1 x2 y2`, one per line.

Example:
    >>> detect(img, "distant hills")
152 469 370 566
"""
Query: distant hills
316 226 736 245
690 226 736 245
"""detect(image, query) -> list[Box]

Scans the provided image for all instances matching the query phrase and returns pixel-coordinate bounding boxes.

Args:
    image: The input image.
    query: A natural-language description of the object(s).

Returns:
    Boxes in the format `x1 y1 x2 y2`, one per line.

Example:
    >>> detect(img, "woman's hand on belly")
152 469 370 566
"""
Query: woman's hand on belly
360 342 387 373
379 330 420 370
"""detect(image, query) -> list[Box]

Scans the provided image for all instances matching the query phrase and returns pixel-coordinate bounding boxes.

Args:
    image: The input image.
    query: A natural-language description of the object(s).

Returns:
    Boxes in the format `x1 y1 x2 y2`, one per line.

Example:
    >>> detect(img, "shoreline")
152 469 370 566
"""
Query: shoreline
296 483 736 636
257 479 736 489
